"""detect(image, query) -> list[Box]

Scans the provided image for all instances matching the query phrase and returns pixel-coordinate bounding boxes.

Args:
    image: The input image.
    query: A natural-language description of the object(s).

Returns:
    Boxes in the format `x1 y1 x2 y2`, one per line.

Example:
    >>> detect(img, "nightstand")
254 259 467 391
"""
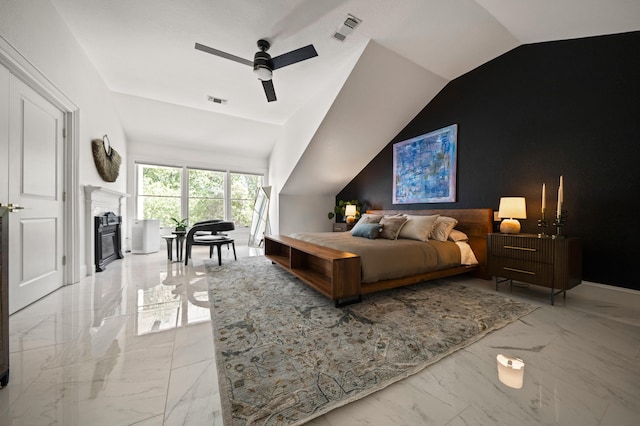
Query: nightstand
332 223 353 232
487 233 582 305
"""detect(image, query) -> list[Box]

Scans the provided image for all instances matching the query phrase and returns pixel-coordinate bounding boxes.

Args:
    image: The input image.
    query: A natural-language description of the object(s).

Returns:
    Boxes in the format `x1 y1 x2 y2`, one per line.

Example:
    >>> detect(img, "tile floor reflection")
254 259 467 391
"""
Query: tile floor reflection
0 243 638 425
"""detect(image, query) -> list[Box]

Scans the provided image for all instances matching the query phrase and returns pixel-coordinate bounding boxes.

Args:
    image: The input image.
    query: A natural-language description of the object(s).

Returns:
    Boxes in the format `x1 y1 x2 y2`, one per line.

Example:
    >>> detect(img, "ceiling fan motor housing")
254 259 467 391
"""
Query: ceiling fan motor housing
254 39 273 81
253 52 273 80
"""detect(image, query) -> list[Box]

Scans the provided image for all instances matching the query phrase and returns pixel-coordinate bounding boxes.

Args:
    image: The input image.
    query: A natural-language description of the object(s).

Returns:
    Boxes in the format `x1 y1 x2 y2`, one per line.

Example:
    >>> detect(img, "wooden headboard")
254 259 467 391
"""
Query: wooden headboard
367 208 493 279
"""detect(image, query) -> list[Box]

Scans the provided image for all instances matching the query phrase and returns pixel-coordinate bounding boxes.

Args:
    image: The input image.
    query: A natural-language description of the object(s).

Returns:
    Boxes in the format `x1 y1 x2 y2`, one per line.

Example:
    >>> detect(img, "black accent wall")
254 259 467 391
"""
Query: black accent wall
338 31 640 290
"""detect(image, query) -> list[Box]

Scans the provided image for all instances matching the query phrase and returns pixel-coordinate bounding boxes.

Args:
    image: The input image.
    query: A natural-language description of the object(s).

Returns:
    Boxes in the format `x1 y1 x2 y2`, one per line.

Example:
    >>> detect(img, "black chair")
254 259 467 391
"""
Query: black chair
184 220 236 266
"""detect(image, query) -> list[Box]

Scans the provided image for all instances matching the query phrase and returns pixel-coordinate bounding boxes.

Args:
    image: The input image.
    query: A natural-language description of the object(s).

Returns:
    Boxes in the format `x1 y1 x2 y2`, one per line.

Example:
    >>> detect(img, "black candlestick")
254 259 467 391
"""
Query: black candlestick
552 210 567 239
537 210 550 238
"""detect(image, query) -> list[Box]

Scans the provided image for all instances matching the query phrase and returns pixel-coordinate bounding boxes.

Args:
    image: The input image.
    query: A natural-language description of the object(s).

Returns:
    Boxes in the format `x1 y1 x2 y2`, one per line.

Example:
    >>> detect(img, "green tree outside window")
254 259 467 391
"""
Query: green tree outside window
136 163 263 229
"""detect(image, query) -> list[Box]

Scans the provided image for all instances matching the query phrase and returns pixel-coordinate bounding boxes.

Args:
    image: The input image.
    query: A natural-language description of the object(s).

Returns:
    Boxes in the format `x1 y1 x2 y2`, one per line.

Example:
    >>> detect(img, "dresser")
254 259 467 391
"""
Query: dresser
487 233 582 304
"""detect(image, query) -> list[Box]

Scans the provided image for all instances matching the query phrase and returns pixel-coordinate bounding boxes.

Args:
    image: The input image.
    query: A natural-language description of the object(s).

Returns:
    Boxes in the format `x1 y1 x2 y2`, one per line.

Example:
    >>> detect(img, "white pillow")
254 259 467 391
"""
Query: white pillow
448 229 469 242
398 214 439 241
430 216 458 241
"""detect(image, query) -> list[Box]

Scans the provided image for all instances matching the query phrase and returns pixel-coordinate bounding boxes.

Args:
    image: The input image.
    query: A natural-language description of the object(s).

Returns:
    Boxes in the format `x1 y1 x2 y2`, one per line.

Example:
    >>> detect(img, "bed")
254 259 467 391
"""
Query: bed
265 208 493 306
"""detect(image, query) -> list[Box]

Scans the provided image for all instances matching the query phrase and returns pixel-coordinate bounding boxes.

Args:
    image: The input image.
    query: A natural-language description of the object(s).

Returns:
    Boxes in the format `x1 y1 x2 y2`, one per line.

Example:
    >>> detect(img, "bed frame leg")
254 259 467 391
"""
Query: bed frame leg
335 295 362 308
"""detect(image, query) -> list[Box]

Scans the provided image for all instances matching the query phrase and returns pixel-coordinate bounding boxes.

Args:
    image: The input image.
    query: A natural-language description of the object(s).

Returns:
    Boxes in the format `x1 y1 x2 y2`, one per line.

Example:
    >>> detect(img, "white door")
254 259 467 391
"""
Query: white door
4 72 65 314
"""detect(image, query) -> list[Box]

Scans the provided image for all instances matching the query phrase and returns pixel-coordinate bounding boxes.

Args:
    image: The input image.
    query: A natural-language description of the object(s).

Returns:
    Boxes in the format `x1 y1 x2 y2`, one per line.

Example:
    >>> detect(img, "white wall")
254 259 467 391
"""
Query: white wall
282 41 448 197
128 140 268 174
267 46 365 235
278 194 336 236
0 0 128 279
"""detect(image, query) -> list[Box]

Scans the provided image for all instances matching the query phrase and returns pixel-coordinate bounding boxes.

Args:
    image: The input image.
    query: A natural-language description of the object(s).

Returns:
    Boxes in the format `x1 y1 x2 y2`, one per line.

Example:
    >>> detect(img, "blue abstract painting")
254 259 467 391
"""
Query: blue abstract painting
393 124 457 204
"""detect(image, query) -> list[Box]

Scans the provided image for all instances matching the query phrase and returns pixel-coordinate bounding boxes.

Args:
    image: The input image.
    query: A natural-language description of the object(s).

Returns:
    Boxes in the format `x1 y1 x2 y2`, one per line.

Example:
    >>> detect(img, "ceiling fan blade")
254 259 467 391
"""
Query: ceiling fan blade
271 44 318 70
194 43 253 67
261 80 277 102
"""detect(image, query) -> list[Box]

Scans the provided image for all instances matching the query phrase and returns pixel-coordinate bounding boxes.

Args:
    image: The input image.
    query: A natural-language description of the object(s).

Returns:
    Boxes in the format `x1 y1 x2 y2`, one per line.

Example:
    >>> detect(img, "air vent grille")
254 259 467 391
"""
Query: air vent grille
333 14 362 42
207 96 227 104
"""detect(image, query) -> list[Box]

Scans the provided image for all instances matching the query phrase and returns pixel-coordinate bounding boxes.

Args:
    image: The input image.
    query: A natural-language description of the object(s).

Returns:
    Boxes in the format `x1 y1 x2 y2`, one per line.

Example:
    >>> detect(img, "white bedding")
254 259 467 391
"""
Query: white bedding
456 241 479 265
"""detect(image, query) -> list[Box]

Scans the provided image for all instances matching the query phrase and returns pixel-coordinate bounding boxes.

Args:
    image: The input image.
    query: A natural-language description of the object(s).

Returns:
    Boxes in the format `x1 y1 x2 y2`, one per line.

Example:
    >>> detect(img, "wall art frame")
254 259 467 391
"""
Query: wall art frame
392 124 457 204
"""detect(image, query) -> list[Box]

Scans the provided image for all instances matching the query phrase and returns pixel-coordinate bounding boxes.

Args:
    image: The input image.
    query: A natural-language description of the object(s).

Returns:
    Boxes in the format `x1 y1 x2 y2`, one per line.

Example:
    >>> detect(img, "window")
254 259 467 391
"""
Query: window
136 163 263 228
137 164 181 227
230 172 262 227
188 168 225 225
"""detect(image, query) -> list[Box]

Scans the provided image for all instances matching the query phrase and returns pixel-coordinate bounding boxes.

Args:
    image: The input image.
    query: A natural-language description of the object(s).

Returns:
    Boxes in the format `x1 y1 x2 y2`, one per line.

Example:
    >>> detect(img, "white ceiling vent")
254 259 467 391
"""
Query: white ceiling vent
333 14 362 42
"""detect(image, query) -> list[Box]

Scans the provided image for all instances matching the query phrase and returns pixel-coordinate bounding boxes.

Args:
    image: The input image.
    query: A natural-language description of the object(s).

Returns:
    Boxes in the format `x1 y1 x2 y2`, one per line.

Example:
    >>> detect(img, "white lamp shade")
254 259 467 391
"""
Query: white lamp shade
345 205 357 217
498 197 526 233
498 197 527 219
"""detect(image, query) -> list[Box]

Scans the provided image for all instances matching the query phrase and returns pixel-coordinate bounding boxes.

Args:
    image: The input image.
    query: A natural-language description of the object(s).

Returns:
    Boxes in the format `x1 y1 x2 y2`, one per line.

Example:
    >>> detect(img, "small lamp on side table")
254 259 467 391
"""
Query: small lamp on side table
498 197 527 234
345 204 357 225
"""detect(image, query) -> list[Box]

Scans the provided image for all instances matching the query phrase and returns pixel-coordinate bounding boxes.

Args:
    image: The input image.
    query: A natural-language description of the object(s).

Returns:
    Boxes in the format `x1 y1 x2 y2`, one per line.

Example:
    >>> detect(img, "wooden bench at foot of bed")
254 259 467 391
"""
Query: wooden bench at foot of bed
265 235 362 305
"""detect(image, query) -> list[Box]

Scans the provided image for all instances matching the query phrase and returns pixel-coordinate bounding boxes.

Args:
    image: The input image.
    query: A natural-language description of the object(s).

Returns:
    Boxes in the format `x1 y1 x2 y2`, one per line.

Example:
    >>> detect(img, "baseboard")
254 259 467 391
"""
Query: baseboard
582 281 640 295
80 264 88 277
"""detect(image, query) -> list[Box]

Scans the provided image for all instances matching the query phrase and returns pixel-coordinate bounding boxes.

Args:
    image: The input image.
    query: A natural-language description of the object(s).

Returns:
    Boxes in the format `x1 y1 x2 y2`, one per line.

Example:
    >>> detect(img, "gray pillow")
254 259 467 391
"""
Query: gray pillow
351 223 382 239
379 216 408 240
398 214 439 241
357 214 384 224
430 216 458 241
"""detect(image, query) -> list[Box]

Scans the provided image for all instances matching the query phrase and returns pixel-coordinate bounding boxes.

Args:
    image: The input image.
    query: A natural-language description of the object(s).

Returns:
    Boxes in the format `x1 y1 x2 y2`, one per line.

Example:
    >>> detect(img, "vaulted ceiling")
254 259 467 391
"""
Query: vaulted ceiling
50 0 640 193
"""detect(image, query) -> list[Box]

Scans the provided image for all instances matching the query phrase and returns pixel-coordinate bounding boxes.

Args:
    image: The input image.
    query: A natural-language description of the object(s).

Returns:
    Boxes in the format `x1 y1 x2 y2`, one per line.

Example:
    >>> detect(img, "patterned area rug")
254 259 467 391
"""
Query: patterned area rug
206 256 536 425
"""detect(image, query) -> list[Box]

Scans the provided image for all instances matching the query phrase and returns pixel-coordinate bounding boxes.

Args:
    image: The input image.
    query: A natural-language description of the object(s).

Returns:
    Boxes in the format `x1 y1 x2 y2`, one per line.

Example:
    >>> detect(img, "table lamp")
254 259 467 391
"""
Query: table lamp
345 204 357 225
498 197 527 233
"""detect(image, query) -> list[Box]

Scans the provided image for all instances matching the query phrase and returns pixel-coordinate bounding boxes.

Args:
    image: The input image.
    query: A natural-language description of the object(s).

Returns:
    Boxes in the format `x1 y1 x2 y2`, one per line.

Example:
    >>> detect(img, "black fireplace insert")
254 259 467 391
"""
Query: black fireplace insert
95 212 123 272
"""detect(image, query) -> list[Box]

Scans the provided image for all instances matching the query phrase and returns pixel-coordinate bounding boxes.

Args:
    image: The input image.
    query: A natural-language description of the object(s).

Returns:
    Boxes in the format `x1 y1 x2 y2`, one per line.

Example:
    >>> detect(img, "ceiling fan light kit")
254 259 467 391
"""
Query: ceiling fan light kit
195 38 318 102
254 67 273 81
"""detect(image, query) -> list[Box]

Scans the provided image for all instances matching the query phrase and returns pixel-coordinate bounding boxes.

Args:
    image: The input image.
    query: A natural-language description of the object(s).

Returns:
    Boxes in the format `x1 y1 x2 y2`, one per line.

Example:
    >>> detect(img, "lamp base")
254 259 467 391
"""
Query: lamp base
346 216 356 225
500 219 521 234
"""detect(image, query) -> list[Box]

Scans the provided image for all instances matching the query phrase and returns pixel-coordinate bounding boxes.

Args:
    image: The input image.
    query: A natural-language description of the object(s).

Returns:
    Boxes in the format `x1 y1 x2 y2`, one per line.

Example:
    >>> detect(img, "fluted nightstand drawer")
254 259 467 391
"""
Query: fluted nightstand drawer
488 234 553 263
492 257 553 286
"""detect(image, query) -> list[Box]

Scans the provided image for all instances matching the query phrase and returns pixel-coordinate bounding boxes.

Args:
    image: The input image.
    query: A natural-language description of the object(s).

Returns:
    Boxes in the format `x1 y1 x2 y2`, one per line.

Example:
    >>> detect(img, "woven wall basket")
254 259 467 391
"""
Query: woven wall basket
91 135 121 182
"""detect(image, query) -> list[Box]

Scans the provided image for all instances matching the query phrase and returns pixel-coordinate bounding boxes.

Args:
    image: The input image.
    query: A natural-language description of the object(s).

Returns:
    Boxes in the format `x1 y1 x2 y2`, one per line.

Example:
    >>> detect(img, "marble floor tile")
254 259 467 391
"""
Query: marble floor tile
164 358 222 426
0 243 638 425
1 341 174 425
172 322 215 369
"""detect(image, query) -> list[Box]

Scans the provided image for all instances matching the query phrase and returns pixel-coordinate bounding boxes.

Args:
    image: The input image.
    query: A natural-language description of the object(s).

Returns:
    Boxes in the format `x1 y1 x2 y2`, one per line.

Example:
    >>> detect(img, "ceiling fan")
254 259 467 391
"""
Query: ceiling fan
195 39 318 102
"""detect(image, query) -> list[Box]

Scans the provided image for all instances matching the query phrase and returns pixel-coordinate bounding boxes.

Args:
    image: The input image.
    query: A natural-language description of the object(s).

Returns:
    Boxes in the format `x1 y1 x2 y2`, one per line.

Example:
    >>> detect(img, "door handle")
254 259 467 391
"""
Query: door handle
0 203 25 212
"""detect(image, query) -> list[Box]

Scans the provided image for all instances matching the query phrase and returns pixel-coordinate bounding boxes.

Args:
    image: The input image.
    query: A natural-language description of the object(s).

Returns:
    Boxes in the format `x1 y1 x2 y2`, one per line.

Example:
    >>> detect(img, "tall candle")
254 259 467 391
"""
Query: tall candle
542 183 546 213
559 175 564 203
556 176 564 219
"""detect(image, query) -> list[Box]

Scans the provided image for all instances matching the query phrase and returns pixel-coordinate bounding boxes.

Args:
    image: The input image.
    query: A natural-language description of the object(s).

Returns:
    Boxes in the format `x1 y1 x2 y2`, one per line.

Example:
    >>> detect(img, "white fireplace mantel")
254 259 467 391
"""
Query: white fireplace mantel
84 185 128 200
84 185 129 276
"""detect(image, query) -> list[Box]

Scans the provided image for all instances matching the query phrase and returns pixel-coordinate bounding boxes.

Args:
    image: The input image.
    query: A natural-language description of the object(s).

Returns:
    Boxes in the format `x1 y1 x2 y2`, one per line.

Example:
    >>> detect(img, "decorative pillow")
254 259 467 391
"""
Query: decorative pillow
398 214 439 241
448 229 469 242
351 223 382 239
357 214 384 224
430 216 458 241
379 216 408 240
